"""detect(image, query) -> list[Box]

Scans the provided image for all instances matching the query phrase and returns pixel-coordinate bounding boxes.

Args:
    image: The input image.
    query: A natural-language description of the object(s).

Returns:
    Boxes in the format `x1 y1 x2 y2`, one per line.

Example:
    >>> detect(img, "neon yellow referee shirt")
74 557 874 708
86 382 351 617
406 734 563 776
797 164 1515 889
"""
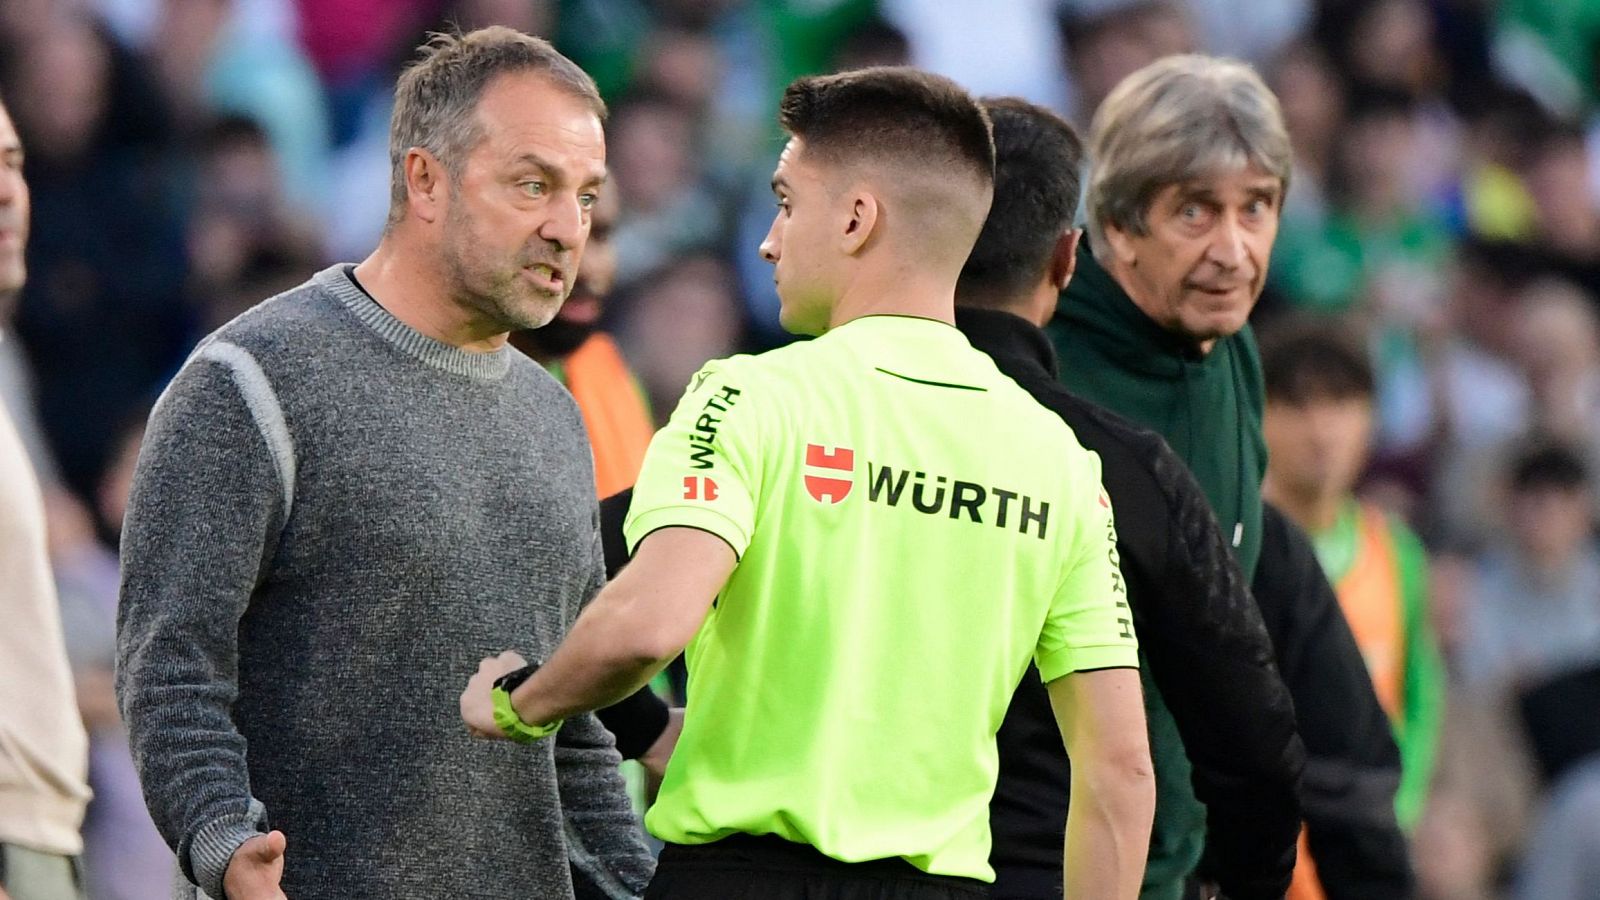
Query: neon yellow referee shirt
624 315 1137 882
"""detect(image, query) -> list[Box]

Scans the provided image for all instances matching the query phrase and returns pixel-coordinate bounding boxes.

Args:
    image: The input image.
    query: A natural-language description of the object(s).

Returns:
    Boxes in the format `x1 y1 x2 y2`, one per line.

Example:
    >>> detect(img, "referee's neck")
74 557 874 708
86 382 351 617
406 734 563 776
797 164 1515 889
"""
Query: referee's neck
828 275 957 329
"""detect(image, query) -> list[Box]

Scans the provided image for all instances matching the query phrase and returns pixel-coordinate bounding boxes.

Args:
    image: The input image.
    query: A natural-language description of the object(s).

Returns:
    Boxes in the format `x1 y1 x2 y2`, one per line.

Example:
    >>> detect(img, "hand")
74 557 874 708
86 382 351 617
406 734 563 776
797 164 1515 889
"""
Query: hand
638 707 684 779
222 830 287 899
460 650 528 739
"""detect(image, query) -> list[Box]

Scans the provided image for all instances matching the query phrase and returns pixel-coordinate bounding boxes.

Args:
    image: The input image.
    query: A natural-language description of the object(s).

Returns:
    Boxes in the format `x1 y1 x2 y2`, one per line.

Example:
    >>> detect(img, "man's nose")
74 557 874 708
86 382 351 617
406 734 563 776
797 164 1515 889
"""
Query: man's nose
539 194 585 251
1206 216 1247 270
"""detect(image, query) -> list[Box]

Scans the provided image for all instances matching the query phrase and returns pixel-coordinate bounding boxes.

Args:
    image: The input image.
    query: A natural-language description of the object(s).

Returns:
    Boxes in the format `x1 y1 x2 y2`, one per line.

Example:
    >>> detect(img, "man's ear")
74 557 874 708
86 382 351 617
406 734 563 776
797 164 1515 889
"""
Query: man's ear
840 190 880 256
1101 220 1140 270
404 148 448 225
1049 228 1082 291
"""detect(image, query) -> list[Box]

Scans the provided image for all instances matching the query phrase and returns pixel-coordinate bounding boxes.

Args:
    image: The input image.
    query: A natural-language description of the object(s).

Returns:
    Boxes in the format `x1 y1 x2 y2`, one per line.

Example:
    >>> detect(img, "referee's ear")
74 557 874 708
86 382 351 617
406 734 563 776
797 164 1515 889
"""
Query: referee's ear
840 192 880 256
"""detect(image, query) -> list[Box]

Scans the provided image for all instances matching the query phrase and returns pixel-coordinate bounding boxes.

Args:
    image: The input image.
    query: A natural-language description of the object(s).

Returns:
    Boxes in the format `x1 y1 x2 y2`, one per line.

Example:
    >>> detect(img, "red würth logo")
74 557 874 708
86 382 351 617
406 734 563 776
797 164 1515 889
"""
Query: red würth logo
804 444 855 504
683 476 719 501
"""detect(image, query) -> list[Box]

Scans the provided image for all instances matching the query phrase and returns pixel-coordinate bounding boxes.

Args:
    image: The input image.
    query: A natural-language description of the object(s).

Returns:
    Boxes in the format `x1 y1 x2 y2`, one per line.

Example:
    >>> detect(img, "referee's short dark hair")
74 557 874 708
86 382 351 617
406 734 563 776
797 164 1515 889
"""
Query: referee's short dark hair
1261 320 1375 405
956 97 1085 303
778 66 995 187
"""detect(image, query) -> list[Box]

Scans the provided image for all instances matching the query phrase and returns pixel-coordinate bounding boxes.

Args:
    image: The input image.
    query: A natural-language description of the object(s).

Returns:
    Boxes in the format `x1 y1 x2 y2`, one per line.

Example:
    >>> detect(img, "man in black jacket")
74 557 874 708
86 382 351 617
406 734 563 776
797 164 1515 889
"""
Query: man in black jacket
952 96 1303 900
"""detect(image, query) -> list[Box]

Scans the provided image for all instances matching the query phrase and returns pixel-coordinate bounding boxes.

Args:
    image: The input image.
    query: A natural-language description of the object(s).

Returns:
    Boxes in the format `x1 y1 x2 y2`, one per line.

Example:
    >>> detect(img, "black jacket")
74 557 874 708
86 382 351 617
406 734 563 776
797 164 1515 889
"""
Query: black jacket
958 309 1303 900
1253 503 1415 900
590 489 670 759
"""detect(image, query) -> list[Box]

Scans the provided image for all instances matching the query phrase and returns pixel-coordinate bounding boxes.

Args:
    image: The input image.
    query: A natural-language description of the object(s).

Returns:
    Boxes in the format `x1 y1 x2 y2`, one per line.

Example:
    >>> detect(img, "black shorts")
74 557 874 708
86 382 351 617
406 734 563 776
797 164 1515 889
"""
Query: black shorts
644 834 991 900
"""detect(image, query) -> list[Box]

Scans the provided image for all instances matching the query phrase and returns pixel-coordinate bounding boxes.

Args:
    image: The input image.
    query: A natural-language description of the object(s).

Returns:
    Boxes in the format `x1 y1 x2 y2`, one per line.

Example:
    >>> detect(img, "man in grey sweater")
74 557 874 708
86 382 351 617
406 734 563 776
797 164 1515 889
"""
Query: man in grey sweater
115 28 652 900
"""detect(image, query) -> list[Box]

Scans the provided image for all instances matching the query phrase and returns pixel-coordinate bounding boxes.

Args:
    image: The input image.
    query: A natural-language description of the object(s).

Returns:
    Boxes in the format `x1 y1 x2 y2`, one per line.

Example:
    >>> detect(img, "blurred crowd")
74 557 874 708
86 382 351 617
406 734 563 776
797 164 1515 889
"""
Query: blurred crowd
3 0 1600 898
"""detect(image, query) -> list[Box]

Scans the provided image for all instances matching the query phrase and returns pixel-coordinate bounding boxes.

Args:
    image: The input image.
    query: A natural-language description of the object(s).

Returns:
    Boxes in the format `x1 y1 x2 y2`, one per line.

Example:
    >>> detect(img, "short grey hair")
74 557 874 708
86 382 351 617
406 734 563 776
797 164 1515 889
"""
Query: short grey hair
386 26 605 229
1085 54 1291 247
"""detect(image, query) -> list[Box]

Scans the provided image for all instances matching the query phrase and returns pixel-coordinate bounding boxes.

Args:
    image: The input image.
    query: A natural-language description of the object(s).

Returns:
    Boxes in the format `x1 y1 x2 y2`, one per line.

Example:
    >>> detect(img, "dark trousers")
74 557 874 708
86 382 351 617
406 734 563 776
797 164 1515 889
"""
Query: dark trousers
991 866 1215 899
989 865 1061 899
645 834 991 900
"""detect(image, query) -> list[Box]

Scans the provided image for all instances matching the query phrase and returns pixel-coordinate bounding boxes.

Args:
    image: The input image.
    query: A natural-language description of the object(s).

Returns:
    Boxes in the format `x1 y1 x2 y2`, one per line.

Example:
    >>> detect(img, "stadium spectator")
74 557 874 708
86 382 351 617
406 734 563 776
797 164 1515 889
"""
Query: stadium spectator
1263 322 1445 832
184 115 325 332
2 12 190 504
606 91 724 289
1457 440 1600 693
1512 663 1600 899
613 254 745 422
512 186 652 498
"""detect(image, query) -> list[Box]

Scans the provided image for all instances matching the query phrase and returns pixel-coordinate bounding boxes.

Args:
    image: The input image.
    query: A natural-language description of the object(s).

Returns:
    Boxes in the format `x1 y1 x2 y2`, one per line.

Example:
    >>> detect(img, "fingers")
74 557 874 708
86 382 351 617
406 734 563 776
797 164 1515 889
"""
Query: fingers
240 831 286 863
474 650 528 676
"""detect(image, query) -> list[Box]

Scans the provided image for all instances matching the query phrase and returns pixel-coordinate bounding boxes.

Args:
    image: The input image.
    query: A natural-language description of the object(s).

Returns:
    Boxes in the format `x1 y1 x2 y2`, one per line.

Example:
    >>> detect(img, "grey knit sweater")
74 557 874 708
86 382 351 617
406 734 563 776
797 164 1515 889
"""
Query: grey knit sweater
115 266 653 900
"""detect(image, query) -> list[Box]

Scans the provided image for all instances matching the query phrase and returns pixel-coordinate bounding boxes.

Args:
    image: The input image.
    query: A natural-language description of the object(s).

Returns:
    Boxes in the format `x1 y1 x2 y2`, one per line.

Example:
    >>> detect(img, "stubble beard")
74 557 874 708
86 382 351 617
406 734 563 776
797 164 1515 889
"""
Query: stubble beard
443 206 564 335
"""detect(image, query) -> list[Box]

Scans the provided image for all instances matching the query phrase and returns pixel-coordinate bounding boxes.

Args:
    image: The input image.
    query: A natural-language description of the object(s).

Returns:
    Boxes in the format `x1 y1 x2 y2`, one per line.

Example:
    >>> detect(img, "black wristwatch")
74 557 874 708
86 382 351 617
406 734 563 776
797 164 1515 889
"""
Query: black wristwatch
493 663 539 694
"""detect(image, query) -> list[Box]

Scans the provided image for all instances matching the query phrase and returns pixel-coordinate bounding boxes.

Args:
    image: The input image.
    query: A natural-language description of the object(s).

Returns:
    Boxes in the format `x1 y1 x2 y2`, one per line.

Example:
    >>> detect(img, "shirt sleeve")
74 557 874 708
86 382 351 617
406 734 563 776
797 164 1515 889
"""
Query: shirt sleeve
1035 448 1139 681
624 358 761 558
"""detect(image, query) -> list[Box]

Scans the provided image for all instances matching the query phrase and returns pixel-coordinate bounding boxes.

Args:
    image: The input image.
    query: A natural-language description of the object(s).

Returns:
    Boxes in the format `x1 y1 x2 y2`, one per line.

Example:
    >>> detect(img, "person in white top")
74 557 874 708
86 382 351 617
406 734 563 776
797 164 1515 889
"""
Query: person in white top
0 92 92 900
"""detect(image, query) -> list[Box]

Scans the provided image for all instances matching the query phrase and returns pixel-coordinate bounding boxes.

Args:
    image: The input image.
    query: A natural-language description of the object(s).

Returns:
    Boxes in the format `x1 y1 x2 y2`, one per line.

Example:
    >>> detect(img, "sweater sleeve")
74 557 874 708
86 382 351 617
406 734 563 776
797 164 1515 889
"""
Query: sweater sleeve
559 523 656 900
114 347 288 900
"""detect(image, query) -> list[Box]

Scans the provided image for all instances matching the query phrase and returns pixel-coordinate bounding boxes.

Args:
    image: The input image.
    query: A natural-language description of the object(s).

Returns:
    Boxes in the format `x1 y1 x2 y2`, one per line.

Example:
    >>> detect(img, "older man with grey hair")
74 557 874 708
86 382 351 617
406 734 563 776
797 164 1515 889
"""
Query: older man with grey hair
1044 55 1413 900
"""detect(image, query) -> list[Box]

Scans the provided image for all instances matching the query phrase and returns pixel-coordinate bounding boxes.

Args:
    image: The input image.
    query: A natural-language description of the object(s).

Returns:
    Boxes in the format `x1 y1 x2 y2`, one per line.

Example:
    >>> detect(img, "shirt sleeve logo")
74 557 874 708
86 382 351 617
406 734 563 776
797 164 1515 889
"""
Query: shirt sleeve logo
683 476 720 501
803 443 855 504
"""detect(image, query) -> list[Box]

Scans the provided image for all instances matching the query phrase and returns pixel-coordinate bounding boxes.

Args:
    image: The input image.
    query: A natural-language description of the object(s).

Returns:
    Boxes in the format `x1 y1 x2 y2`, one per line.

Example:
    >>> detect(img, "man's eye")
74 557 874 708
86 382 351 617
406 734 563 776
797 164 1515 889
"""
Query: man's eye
579 192 599 210
520 181 546 198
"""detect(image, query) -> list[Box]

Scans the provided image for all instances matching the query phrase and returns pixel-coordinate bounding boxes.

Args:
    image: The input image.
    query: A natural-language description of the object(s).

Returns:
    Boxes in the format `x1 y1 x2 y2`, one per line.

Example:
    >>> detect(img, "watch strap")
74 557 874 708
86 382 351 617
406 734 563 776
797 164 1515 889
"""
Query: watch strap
491 683 563 743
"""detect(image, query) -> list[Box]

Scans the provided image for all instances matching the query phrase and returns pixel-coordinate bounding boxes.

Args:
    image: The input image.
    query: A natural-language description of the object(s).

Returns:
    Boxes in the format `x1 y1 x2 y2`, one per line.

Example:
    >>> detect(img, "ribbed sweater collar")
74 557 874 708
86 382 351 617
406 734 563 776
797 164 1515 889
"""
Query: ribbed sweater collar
316 265 513 381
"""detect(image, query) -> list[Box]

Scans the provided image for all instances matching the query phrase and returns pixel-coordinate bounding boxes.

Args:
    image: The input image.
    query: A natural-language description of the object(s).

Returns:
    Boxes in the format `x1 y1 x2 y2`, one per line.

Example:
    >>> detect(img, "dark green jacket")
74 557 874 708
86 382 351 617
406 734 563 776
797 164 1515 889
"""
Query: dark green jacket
1046 243 1268 900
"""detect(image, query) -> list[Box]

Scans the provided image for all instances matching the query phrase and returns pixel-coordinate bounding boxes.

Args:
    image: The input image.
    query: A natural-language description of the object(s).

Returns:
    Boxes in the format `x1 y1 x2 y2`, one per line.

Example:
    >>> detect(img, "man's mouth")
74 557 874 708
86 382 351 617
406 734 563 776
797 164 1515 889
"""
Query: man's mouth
524 262 566 293
1187 283 1246 297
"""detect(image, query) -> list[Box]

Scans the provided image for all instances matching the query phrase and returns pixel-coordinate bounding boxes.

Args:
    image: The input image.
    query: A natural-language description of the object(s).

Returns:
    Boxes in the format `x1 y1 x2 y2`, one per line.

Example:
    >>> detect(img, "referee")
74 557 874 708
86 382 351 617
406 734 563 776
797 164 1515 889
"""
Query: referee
461 67 1155 899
